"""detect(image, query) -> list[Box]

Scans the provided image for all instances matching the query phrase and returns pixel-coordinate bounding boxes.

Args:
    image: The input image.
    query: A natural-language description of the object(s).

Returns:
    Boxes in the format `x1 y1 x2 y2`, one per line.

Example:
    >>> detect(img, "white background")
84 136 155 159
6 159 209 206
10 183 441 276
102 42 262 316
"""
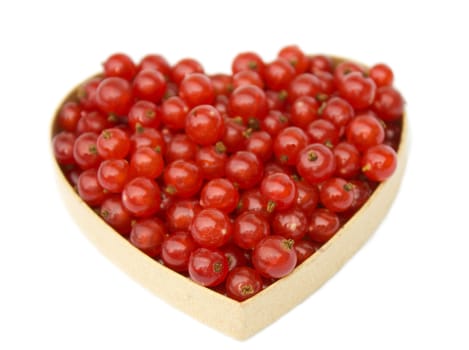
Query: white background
1 1 468 349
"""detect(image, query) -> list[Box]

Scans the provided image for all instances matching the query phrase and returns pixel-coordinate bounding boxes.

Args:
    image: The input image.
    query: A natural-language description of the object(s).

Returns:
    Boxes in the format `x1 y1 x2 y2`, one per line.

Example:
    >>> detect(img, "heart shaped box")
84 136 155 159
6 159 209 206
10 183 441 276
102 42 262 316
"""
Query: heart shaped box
50 58 408 340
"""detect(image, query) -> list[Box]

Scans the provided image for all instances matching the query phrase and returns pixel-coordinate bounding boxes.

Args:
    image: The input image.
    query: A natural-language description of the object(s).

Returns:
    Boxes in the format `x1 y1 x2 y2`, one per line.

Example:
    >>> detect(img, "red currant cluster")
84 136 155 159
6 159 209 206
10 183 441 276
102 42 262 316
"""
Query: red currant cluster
52 46 404 301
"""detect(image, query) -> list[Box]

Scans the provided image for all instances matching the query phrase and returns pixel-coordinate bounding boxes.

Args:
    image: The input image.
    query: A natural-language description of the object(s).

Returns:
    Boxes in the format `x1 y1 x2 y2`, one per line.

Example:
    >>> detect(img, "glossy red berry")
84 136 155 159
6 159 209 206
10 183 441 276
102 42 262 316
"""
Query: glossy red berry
272 207 308 241
278 45 309 74
225 151 264 190
361 144 398 181
166 199 202 232
287 73 323 103
171 58 204 85
77 168 107 206
185 105 225 146
97 159 129 193
103 53 136 81
138 54 171 78
231 51 265 76
188 248 229 287
338 71 376 110
161 231 197 272
252 236 297 279
163 160 203 198
233 211 270 250
129 146 164 179
372 86 404 122
306 119 340 146
273 126 309 165
308 208 340 243
53 131 76 165
73 132 101 170
100 195 132 235
296 143 336 184
294 239 321 264
200 178 239 213
190 208 233 248
132 69 167 103
222 244 249 271
161 96 189 130
179 73 215 108
369 63 394 87
333 142 361 179
129 218 166 258
228 85 268 125
245 131 273 162
121 177 161 218
319 177 354 212
225 267 263 301
289 95 320 129
264 58 296 91
96 127 130 160
95 77 133 116
260 172 297 212
57 101 82 132
346 112 385 151
128 100 160 130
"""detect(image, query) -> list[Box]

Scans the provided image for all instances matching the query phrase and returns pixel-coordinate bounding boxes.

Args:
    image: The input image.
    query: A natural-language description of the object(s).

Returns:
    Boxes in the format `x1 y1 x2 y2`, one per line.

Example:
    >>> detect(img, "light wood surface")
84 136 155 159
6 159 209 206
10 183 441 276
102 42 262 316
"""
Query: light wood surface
50 61 408 340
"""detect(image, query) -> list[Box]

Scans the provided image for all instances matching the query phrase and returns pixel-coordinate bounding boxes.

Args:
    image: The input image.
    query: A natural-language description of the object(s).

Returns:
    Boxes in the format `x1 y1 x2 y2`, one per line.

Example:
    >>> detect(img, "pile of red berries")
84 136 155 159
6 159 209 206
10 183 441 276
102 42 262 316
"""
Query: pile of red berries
52 46 404 301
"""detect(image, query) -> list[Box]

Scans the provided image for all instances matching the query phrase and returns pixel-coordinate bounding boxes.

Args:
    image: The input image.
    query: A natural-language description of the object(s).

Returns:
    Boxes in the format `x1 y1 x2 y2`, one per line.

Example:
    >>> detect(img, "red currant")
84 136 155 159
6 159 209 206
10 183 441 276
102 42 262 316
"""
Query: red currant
361 144 398 181
129 218 166 258
179 73 215 108
161 231 197 272
188 248 229 287
260 172 297 212
233 211 270 250
296 143 336 184
122 177 161 218
200 178 239 213
225 151 264 190
185 105 225 146
95 77 133 116
225 267 263 301
163 160 203 198
252 236 297 279
103 53 136 81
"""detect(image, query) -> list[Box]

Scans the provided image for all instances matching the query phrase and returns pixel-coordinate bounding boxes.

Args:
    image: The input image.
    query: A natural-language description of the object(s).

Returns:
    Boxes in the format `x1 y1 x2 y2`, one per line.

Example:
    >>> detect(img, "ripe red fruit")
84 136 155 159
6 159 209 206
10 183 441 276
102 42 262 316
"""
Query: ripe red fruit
346 112 385 151
225 151 264 190
338 72 376 110
103 53 136 81
260 172 297 212
121 177 161 218
185 105 225 146
273 126 309 165
190 208 233 249
200 178 239 213
296 143 336 184
179 73 215 108
226 267 263 301
95 77 133 116
163 160 203 198
361 144 398 181
129 218 166 258
53 131 76 165
132 69 167 103
161 231 197 272
319 177 354 213
228 85 268 125
372 86 404 122
308 208 340 243
252 236 297 279
233 211 270 250
188 248 229 287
